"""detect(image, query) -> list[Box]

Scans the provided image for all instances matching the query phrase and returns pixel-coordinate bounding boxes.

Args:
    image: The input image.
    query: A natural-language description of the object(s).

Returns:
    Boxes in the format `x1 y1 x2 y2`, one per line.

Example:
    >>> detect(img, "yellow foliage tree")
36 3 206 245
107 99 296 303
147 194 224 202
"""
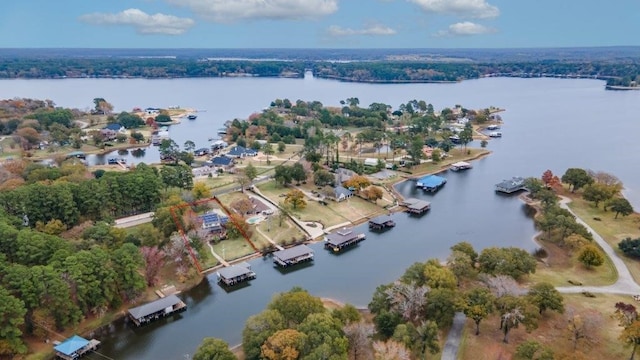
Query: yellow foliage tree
261 329 307 360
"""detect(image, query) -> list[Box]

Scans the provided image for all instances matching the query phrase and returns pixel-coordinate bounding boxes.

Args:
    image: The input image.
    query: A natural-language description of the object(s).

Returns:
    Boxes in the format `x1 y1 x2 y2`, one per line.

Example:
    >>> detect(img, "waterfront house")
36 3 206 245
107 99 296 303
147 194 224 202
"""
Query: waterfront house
127 294 187 326
192 165 216 178
273 244 314 267
199 213 229 232
209 156 234 170
100 123 126 140
331 186 354 202
53 335 101 360
226 146 257 158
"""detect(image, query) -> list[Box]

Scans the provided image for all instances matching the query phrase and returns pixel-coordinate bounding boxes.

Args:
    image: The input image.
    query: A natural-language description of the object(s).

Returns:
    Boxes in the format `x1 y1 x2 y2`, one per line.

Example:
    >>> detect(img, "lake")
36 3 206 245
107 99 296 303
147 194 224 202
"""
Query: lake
1 75 639 359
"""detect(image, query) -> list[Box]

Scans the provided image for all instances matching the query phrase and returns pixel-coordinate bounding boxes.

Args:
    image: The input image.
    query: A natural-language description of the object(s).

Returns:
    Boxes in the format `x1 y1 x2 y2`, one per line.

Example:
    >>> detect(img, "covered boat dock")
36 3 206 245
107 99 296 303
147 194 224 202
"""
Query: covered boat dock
53 335 100 360
416 175 447 192
127 294 187 326
325 227 366 252
450 161 472 171
272 244 315 267
402 198 431 214
495 177 526 194
368 215 396 230
217 262 256 286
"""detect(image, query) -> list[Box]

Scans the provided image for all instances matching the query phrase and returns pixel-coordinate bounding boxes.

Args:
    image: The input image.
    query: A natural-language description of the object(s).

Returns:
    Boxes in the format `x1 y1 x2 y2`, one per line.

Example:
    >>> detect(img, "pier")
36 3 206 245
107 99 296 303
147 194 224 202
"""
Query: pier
449 161 472 172
368 215 396 230
53 335 100 360
127 294 187 327
495 177 527 194
217 262 256 286
272 244 315 267
402 198 431 214
325 227 366 252
416 175 447 192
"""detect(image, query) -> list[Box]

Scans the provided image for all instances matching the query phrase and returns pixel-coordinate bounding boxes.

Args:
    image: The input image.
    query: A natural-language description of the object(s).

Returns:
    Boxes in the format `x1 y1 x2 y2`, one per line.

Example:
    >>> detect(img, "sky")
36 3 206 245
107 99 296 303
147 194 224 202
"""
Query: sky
1 0 639 49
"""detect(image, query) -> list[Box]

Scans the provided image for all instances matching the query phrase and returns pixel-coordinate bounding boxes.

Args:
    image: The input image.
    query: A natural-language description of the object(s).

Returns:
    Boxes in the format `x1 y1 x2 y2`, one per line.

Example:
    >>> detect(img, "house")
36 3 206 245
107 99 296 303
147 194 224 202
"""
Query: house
100 123 126 140
330 186 354 202
145 107 160 115
249 197 270 214
209 156 234 170
192 165 216 178
334 168 356 185
194 148 210 157
199 213 229 232
226 146 257 158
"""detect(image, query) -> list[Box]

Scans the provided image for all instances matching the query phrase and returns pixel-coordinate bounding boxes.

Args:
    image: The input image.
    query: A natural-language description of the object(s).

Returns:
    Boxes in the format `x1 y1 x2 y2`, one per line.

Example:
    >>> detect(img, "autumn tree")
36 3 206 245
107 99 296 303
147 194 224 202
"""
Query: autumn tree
193 338 237 360
464 287 496 335
140 246 165 286
343 175 371 191
527 282 564 315
566 307 602 351
620 321 640 360
192 182 210 200
260 329 306 360
242 310 286 360
578 244 605 268
361 186 384 203
284 189 307 210
541 169 561 188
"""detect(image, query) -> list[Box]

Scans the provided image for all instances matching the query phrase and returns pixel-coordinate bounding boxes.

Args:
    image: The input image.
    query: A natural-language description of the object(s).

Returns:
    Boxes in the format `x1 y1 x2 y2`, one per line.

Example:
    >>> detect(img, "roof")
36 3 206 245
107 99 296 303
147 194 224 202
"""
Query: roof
369 215 394 226
496 177 525 190
128 294 182 320
334 186 353 198
273 245 314 262
451 161 471 168
250 198 270 213
200 213 229 225
103 123 123 131
405 199 431 210
217 263 254 279
54 335 89 356
326 227 362 246
195 147 209 153
227 146 256 156
417 175 446 188
211 156 233 166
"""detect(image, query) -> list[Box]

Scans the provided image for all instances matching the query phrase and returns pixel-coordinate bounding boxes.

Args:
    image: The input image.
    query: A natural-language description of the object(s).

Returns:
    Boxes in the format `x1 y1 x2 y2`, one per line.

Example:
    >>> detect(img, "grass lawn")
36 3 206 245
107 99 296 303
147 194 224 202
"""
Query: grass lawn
458 293 630 360
567 196 640 283
211 237 256 262
530 239 618 287
256 218 306 246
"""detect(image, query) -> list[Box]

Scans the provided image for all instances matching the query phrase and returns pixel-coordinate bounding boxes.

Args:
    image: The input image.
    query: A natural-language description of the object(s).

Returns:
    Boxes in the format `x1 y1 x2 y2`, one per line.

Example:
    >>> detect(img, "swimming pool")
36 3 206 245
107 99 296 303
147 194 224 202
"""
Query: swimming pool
246 215 265 225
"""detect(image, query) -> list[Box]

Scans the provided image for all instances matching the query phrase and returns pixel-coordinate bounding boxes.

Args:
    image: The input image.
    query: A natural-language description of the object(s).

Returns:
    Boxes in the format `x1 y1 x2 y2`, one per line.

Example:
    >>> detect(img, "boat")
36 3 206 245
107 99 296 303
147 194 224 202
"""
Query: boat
449 135 460 144
486 124 500 130
489 132 502 138
187 114 197 120
217 128 227 135
108 158 126 165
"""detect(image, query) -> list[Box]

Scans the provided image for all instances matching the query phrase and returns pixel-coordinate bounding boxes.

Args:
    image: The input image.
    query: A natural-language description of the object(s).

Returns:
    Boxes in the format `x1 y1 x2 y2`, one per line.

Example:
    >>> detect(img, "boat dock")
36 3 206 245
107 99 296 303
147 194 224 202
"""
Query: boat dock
53 335 100 360
416 175 447 192
368 215 396 230
402 198 431 214
272 244 314 267
325 227 366 252
495 177 526 194
127 294 187 327
217 262 256 286
450 161 472 171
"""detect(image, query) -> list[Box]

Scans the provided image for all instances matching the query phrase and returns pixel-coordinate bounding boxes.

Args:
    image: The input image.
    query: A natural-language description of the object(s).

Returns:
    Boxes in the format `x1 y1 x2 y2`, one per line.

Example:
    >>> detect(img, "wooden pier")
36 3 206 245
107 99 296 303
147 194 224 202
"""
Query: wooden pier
272 244 314 267
368 215 396 230
325 227 366 252
217 262 256 286
495 177 526 194
402 198 431 214
127 294 187 327
53 335 100 360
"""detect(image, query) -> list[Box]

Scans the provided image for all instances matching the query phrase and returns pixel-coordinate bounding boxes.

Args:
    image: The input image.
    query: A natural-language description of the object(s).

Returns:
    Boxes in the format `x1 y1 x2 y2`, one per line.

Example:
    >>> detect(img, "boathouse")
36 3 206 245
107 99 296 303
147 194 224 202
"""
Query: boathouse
495 177 526 194
402 198 431 214
368 215 396 230
217 262 256 286
53 335 100 360
325 227 366 252
416 175 447 192
450 161 472 171
272 244 314 267
127 294 187 326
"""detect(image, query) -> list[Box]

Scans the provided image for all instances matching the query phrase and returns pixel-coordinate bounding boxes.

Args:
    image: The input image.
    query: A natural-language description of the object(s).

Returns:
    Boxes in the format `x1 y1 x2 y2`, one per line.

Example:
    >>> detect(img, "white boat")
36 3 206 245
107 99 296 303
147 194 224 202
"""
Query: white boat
487 124 500 130
489 132 502 138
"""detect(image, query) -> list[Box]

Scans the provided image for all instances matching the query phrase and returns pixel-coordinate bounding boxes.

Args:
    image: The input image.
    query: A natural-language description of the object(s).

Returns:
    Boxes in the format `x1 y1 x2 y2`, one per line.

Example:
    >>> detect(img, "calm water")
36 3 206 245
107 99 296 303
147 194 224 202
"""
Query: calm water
1 76 639 359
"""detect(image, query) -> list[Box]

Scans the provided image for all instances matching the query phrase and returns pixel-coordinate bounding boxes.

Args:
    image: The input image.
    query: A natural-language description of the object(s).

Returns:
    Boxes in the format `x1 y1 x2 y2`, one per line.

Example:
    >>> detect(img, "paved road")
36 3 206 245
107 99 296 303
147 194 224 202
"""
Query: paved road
114 212 154 228
441 312 467 360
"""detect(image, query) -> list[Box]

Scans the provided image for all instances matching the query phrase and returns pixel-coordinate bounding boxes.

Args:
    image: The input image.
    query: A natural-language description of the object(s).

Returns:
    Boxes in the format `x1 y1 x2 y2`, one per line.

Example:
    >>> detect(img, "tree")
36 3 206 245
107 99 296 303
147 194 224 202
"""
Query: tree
464 287 495 335
501 306 525 343
343 321 373 360
620 238 640 258
582 183 616 208
514 340 554 360
140 246 165 286
112 243 146 301
192 182 210 200
298 312 349 359
541 169 561 188
384 281 429 324
277 141 286 153
451 241 478 263
244 163 258 184
159 139 180 163
260 329 306 360
423 260 457 290
93 97 113 114
562 168 593 192
459 122 473 151
332 304 361 326
267 287 325 327
343 175 371 191
184 140 196 153
361 186 384 203
372 340 411 360
242 310 287 360
262 143 274 164
193 338 237 360
406 136 423 166
621 321 640 360
313 169 334 186
610 198 634 219
478 247 537 280
527 282 564 315
290 163 307 184
284 189 306 210
0 287 27 356
578 244 604 268
566 307 602 352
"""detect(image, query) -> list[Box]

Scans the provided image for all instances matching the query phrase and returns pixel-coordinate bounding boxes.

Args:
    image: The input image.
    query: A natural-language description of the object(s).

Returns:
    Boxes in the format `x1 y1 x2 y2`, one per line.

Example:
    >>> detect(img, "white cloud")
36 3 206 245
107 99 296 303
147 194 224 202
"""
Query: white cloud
327 24 397 37
434 21 496 37
166 0 338 22
79 8 195 35
409 0 499 19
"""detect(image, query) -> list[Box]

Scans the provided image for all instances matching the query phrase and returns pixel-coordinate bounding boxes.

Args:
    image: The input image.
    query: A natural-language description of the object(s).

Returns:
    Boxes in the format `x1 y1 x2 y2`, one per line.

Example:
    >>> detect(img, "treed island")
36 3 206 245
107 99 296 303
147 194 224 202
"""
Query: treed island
1 84 640 359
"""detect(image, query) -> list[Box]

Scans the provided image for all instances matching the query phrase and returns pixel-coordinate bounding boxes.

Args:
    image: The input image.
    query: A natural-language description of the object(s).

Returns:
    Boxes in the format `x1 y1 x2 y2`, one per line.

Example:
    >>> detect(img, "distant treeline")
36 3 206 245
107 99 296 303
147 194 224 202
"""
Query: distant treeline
1 57 639 85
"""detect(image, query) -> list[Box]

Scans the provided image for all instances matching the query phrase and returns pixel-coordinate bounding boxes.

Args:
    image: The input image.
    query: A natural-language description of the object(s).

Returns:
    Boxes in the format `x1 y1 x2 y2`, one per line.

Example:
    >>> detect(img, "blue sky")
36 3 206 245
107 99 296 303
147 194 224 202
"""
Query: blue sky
1 0 639 48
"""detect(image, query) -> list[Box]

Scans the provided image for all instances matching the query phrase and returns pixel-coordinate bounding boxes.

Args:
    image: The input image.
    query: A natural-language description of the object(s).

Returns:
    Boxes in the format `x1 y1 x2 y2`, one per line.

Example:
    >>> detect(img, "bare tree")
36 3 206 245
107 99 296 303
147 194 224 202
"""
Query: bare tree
344 321 374 360
482 274 526 298
566 306 603 351
385 281 429 323
372 340 411 360
501 307 525 343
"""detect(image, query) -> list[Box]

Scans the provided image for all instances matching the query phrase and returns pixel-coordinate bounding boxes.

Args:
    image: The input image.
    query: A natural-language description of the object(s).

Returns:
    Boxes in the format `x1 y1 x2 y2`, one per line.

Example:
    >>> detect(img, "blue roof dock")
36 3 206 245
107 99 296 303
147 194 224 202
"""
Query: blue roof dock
416 175 447 192
54 335 100 360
